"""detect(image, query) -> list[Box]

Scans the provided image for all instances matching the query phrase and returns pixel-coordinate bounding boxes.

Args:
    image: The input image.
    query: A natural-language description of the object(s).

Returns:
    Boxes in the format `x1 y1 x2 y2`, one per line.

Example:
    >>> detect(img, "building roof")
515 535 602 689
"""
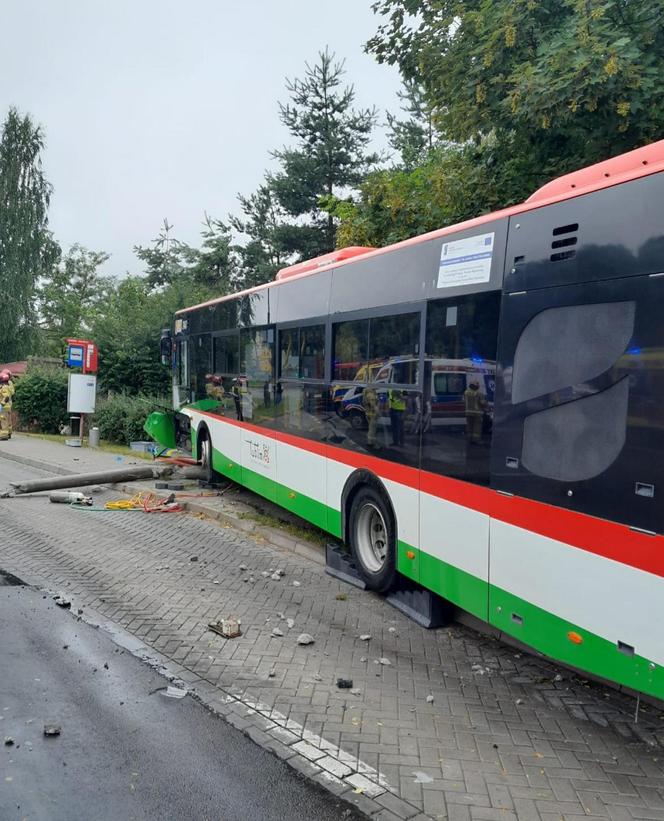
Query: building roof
0 361 27 376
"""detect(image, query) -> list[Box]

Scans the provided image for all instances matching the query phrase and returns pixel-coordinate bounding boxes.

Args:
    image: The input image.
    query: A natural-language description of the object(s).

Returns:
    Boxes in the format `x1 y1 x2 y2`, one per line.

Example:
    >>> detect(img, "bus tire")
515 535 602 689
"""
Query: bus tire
349 486 397 594
198 428 214 485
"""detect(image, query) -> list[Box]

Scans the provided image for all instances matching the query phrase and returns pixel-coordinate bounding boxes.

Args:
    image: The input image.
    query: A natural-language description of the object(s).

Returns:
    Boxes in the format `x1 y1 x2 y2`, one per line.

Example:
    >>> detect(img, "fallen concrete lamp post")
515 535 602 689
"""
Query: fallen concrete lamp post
3 464 205 497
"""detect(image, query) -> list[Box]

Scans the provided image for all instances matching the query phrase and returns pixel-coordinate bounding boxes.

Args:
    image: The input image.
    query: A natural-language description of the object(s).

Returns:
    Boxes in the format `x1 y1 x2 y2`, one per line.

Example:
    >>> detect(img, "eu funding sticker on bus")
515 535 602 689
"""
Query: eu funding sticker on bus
437 232 495 288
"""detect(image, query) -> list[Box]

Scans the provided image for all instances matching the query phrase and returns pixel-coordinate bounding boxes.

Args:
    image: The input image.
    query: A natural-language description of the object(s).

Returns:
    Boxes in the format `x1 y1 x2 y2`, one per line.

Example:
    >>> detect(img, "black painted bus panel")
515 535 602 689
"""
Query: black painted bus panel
504 172 664 292
491 272 664 535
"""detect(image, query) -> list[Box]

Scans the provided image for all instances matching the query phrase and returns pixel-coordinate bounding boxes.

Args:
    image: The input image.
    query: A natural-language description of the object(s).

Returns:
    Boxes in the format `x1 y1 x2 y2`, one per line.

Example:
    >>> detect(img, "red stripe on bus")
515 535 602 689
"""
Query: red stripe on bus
192 410 664 577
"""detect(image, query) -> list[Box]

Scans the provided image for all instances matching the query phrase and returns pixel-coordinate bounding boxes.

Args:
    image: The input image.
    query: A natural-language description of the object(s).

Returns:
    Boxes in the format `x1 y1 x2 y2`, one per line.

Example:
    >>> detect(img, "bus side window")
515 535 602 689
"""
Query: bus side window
422 291 501 485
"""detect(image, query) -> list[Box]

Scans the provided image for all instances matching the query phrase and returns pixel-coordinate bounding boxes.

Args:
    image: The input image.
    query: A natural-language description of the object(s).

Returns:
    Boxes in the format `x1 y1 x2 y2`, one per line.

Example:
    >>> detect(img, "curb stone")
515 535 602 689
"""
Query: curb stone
0 561 423 820
0 449 426 819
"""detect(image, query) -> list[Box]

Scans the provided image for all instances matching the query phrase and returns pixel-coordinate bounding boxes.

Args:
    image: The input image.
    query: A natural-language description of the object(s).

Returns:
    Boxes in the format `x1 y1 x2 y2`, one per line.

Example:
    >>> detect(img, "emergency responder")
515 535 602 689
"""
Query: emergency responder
0 370 15 441
388 388 406 446
231 378 244 421
463 379 485 444
362 387 379 449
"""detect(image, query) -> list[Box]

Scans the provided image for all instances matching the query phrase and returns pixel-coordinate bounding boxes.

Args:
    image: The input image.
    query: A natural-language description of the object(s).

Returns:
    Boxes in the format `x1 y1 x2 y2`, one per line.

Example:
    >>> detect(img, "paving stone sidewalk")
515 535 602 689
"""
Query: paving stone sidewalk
1 437 664 820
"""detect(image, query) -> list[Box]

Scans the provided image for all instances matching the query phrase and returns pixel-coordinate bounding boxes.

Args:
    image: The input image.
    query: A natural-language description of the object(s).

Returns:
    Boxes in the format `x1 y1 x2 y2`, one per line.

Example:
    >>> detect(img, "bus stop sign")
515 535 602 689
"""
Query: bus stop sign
66 338 98 374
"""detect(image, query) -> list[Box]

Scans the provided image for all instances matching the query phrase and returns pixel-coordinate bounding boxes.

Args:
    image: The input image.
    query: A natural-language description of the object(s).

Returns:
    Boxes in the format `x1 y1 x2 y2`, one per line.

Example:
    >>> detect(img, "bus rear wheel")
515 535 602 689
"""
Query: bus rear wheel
199 431 214 485
349 487 397 593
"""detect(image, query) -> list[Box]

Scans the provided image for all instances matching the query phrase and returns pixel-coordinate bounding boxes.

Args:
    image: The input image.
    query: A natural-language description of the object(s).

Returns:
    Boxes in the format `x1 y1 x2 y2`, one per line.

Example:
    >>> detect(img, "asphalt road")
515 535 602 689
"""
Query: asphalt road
0 579 360 821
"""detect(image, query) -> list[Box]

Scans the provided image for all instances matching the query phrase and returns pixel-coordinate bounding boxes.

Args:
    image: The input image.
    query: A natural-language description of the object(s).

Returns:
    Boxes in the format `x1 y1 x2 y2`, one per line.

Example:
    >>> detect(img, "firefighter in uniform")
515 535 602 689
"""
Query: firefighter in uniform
463 379 485 444
0 370 15 441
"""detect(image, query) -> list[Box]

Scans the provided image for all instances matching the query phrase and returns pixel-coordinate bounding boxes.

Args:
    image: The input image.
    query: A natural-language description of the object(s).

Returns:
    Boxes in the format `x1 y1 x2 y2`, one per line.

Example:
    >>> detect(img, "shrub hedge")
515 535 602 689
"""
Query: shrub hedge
13 367 167 445
92 394 169 445
13 367 69 433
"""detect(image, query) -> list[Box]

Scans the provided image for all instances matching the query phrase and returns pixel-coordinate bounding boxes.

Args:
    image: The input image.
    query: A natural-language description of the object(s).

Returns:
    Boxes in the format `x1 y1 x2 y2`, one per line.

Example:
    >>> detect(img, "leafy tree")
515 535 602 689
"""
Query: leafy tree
0 108 59 360
39 244 112 353
386 79 440 170
329 142 506 248
270 49 381 256
230 182 287 288
184 214 235 290
134 219 189 289
368 0 664 179
91 276 171 396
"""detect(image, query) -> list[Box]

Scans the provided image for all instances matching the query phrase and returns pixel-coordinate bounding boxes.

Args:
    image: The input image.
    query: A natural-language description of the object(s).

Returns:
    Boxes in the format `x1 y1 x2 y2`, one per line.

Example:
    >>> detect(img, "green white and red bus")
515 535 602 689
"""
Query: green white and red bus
158 141 664 701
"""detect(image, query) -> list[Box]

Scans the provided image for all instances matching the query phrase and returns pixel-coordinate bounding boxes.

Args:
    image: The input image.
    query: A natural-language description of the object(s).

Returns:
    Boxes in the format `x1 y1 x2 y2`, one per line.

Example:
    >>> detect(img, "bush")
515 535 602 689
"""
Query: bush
13 367 69 433
92 394 169 445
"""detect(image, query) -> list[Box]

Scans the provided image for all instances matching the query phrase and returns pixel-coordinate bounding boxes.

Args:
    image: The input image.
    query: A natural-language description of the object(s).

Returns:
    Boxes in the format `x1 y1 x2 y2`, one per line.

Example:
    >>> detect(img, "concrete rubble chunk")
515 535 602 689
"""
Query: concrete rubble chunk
296 633 314 646
292 580 301 587
239 563 248 571
270 573 281 581
162 686 187 699
378 658 391 666
43 724 61 737
272 627 284 637
359 635 371 641
286 618 295 629
426 694 434 703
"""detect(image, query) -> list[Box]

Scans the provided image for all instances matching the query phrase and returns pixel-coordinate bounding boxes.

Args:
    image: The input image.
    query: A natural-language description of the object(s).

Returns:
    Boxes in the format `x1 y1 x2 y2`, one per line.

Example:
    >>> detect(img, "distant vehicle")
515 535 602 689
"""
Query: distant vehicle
338 358 495 431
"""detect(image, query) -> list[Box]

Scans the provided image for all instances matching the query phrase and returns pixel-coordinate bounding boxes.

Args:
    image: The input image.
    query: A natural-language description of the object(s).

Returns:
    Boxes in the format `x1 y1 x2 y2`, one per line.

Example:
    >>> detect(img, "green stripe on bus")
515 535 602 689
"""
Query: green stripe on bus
489 586 663 700
415 548 489 621
209 440 663 701
211 444 339 537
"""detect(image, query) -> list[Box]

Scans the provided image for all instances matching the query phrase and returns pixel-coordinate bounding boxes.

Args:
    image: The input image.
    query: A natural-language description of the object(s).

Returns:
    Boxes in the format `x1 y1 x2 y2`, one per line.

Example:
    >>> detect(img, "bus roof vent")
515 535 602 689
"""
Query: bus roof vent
526 140 664 204
275 246 376 281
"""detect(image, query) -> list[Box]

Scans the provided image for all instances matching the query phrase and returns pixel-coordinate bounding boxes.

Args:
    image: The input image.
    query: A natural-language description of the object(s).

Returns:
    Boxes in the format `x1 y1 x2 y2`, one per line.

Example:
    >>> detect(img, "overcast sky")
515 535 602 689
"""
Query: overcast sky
0 0 402 276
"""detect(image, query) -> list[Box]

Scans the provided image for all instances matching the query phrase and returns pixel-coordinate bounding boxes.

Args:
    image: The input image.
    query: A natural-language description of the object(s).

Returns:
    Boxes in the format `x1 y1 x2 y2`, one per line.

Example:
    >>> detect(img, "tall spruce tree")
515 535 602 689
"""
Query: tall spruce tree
270 49 380 257
0 108 59 360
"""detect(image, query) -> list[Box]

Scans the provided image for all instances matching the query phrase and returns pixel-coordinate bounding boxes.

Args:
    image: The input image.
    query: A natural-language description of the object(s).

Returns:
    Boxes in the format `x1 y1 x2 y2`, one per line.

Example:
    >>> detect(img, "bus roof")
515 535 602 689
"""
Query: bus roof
177 140 664 316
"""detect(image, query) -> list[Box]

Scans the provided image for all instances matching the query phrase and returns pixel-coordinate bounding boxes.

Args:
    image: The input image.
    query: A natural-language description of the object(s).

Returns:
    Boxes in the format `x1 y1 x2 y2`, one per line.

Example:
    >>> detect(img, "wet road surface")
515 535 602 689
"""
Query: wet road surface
0 579 361 821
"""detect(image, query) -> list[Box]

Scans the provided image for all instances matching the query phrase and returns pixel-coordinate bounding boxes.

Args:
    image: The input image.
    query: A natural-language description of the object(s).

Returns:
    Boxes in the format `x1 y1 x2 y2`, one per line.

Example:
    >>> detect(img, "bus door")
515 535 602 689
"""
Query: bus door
489 180 664 684
239 327 278 503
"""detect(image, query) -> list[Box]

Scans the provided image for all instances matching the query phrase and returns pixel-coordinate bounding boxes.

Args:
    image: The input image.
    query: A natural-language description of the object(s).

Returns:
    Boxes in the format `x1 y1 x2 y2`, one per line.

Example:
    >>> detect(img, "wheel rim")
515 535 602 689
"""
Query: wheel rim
355 502 388 573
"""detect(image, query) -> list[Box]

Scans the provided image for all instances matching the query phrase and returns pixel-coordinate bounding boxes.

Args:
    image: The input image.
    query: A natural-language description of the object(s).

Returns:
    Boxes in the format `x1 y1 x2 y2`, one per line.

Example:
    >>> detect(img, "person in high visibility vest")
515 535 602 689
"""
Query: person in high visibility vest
0 370 15 441
388 389 406 446
463 379 486 444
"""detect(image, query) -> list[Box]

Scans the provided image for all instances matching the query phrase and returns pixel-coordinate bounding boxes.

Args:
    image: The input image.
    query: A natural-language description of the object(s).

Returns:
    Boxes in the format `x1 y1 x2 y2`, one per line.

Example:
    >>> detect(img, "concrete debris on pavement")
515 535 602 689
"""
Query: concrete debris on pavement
43 724 61 737
271 627 284 637
359 634 371 641
4 736 14 746
286 618 294 629
292 580 301 587
426 693 434 703
296 633 314 645
207 618 241 638
161 686 188 699
377 657 391 666
53 594 71 609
